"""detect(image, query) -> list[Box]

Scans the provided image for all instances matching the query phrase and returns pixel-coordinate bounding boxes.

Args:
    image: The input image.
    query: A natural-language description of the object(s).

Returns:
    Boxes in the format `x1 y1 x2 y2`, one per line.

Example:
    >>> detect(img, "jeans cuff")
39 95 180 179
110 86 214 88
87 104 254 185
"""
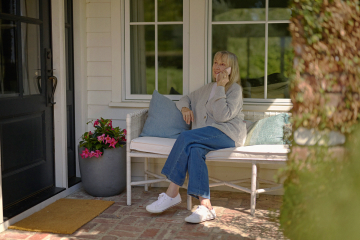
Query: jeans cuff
187 190 210 200
161 171 184 187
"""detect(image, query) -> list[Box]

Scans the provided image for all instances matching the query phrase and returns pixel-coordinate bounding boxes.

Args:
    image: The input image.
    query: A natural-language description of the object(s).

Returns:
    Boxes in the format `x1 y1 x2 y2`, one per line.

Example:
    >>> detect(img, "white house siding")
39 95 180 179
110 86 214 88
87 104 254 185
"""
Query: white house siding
84 0 284 194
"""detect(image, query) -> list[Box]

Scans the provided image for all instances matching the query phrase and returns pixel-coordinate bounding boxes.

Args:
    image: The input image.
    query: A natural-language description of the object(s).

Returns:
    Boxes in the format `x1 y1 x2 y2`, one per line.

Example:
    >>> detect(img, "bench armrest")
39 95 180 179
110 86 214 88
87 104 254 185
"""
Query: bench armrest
126 109 149 152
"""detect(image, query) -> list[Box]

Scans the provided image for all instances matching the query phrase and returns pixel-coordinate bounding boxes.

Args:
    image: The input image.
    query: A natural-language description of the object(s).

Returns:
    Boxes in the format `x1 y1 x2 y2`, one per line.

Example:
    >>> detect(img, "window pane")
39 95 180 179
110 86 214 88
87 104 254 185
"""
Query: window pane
0 0 16 15
267 23 292 99
0 20 19 97
213 24 265 99
130 25 155 94
158 0 183 22
22 23 41 95
212 0 265 22
269 0 291 20
20 0 39 19
130 0 155 22
158 25 183 95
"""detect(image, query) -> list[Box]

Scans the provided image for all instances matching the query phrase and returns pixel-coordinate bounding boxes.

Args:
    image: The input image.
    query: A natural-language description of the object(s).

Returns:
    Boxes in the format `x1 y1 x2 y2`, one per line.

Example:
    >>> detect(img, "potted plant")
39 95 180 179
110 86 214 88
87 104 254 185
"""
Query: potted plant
78 118 127 197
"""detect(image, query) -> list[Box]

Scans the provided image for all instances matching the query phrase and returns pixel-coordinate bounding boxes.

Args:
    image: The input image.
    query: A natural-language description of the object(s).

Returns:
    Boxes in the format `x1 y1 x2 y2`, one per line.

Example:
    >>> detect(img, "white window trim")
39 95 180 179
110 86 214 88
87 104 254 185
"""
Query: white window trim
121 0 189 101
207 0 292 105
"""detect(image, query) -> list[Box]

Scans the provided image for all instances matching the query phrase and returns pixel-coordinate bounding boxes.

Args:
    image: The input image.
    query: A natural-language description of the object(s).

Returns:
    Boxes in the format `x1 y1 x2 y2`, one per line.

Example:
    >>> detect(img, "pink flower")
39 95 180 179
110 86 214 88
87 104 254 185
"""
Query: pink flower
108 120 113 128
93 120 99 127
89 131 93 135
105 135 112 144
81 148 90 158
123 129 127 135
89 151 96 158
97 134 105 143
95 150 103 157
121 136 127 142
109 138 118 148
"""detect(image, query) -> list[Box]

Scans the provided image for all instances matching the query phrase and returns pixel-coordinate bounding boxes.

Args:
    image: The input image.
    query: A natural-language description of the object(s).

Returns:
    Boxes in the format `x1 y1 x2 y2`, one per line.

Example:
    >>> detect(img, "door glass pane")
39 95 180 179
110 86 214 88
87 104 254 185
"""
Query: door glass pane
269 0 291 21
130 25 155 94
267 23 292 99
158 25 182 95
130 0 155 22
158 0 183 22
213 24 265 99
0 0 16 15
20 0 39 19
22 23 41 95
212 0 265 22
0 20 18 97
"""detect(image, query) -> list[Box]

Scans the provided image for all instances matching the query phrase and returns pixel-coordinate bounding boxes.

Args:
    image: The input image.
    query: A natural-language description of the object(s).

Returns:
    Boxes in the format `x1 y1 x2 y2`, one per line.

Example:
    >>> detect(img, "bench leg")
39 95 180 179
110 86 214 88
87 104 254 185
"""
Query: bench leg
144 158 148 191
127 154 132 206
187 195 192 210
251 163 257 216
256 164 260 199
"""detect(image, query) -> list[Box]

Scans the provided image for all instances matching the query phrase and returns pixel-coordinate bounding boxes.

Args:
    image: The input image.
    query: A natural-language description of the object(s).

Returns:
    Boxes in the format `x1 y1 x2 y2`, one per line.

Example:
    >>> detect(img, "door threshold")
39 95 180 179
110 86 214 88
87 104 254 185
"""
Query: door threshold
3 186 65 221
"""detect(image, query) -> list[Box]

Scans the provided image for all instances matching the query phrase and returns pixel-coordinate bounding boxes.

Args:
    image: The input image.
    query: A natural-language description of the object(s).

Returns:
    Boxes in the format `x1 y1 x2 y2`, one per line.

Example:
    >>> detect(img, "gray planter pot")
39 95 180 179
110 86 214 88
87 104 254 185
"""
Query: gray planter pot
78 145 126 197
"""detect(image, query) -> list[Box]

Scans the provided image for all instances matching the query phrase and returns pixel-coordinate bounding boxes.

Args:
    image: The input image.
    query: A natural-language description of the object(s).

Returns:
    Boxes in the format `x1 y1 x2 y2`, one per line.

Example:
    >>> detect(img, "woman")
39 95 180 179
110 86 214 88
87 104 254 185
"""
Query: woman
146 51 246 223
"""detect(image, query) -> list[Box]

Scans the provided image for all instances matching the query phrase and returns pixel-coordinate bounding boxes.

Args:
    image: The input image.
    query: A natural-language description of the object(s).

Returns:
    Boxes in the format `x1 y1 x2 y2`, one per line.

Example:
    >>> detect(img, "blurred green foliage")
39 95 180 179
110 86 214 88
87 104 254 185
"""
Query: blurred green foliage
280 125 360 240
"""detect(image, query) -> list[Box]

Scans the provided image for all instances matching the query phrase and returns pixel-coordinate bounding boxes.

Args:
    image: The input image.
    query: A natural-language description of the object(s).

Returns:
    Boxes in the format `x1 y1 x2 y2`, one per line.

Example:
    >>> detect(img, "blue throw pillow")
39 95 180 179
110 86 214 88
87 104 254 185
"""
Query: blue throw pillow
140 90 190 139
244 113 290 146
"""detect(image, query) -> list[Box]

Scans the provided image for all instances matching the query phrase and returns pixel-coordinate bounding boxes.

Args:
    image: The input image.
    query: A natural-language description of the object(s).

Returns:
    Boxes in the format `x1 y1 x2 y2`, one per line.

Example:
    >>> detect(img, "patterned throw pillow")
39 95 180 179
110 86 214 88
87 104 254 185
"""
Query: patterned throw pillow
140 90 190 139
244 113 290 146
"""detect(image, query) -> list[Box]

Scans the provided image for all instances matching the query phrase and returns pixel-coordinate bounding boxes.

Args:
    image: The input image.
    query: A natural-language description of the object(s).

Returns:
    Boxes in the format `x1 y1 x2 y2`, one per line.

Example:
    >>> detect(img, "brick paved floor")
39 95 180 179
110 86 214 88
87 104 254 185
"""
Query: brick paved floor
0 187 285 240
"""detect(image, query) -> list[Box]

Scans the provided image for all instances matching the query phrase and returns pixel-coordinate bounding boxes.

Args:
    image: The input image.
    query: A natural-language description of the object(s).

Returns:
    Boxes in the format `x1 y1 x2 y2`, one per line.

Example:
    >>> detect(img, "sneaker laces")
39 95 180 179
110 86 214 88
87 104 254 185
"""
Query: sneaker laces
193 205 209 215
154 193 168 207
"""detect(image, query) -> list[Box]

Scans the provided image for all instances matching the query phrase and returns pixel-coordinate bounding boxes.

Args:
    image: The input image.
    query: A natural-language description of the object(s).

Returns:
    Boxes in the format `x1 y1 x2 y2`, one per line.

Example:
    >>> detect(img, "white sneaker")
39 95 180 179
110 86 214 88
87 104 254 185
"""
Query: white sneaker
146 193 182 213
185 205 216 223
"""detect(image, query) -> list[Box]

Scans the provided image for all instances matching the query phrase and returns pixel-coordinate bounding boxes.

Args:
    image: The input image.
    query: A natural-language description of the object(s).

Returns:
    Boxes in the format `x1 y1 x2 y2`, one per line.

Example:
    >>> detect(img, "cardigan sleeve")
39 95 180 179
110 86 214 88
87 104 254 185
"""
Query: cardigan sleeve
176 95 191 111
208 84 243 123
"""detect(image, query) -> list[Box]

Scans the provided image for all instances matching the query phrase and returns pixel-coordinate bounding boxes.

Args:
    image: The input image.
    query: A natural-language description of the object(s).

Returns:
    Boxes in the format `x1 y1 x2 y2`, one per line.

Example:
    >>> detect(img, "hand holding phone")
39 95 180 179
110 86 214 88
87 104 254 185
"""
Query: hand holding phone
216 67 231 86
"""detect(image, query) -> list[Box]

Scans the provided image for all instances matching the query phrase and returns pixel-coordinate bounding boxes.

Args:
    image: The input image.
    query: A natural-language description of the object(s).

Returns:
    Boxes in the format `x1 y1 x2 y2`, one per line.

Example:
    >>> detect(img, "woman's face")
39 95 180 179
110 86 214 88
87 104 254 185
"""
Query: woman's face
212 55 229 78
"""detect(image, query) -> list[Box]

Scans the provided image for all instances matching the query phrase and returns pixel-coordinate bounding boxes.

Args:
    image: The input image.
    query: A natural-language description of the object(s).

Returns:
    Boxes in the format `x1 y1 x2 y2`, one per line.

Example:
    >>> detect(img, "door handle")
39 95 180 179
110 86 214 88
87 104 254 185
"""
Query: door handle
36 76 42 93
48 76 57 105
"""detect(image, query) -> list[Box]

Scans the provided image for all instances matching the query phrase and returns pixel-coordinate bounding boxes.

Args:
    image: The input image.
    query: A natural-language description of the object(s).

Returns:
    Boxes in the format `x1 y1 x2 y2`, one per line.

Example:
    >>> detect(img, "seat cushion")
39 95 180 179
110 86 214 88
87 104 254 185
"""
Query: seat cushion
130 137 176 155
130 137 289 161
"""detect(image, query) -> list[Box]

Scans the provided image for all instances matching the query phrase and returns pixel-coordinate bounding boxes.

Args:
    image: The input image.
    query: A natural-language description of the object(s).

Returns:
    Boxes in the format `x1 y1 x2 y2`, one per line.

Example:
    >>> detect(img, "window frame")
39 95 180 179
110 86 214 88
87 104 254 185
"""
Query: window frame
207 0 292 104
124 0 190 101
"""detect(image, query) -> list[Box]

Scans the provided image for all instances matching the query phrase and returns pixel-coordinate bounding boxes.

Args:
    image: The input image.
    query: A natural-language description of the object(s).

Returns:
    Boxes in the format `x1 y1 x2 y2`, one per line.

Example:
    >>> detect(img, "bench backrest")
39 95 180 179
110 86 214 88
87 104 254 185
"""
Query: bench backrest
243 111 287 122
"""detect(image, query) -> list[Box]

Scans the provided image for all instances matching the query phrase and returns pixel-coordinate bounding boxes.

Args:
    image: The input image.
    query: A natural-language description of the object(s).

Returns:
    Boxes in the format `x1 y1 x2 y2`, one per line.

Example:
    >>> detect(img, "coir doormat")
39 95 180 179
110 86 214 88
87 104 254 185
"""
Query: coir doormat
8 198 114 234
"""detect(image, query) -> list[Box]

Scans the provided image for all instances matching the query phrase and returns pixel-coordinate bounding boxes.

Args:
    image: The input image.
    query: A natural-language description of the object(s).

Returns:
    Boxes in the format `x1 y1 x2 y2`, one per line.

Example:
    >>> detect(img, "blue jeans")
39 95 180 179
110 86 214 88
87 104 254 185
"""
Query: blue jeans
161 126 235 199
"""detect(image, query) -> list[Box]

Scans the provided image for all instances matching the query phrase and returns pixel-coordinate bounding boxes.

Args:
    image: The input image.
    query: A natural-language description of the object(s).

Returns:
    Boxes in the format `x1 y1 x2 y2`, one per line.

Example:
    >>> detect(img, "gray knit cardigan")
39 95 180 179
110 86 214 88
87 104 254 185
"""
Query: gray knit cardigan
176 82 247 146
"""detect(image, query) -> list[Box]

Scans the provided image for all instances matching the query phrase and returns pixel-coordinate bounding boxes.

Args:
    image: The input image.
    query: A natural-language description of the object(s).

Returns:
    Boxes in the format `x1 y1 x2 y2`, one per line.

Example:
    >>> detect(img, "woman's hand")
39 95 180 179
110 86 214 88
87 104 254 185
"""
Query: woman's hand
216 70 230 87
181 107 194 125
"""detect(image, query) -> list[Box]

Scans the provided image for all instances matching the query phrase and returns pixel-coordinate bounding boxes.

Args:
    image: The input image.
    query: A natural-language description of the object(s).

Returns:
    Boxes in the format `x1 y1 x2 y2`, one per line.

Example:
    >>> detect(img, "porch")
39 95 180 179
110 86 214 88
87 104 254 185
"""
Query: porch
0 187 284 240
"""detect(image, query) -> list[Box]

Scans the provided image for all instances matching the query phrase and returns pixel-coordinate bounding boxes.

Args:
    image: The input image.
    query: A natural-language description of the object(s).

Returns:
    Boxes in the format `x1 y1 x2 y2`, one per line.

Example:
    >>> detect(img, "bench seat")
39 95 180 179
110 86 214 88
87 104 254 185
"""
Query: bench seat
126 109 289 216
130 136 289 162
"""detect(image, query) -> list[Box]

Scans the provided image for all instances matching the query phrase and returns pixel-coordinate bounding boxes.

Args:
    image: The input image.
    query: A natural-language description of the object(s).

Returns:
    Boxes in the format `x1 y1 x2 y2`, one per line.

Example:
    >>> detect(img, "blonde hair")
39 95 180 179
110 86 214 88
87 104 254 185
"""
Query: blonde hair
212 51 241 92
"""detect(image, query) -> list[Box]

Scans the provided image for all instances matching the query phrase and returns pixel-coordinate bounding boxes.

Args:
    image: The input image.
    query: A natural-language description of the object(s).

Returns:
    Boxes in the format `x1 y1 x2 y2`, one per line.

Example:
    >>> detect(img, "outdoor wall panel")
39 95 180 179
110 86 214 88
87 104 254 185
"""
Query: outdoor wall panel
87 33 111 47
87 47 112 61
88 77 112 90
87 62 112 76
86 3 111 18
87 18 111 32
88 90 112 105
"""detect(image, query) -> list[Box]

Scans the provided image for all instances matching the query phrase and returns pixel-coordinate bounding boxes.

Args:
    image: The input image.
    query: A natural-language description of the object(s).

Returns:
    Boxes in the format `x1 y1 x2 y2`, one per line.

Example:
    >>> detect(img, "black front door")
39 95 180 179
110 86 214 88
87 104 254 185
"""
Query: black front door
0 0 62 219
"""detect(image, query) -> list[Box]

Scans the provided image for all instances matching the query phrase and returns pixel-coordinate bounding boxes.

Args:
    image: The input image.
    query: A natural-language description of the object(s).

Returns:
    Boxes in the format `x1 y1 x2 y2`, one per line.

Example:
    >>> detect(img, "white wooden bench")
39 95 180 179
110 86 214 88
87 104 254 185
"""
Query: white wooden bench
126 109 289 216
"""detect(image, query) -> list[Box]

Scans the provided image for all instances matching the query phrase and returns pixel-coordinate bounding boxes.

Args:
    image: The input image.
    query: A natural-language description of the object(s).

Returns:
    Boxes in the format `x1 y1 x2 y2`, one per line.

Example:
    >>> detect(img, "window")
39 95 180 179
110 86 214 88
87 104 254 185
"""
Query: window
124 0 189 100
209 0 292 101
